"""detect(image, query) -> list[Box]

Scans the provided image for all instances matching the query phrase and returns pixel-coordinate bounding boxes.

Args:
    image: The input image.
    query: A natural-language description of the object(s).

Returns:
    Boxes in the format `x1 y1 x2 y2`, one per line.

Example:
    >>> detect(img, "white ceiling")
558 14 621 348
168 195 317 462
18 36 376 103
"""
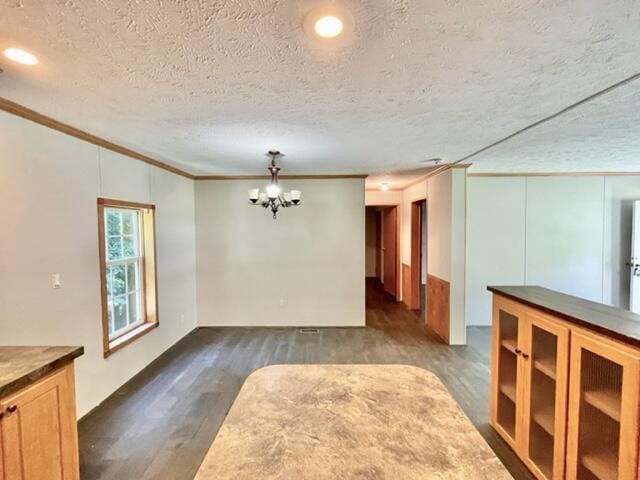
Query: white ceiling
0 0 638 175
467 76 640 173
366 166 439 190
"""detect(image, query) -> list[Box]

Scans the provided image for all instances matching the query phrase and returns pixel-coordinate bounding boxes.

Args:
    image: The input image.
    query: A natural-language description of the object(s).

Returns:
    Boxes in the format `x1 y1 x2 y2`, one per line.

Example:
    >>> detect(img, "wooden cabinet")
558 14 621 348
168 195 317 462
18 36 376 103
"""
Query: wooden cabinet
490 296 570 479
0 363 79 480
566 331 640 480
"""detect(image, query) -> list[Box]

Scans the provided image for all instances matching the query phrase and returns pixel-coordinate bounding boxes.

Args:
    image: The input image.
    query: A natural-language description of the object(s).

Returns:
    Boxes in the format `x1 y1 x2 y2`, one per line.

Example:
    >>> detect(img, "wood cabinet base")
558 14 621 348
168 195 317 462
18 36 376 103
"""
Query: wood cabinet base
491 293 640 480
0 363 79 480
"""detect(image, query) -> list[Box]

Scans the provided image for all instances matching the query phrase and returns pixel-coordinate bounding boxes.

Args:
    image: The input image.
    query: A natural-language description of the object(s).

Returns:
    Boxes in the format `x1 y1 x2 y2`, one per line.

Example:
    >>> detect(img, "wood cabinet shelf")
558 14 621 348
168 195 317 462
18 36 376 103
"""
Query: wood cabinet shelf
499 382 517 403
533 357 556 380
583 388 621 422
581 451 617 480
532 404 555 436
500 337 518 354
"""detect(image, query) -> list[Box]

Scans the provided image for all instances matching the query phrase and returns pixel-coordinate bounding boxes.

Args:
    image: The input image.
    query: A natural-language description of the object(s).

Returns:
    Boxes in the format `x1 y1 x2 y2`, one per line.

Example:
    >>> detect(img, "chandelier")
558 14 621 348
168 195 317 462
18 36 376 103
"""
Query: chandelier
248 151 302 219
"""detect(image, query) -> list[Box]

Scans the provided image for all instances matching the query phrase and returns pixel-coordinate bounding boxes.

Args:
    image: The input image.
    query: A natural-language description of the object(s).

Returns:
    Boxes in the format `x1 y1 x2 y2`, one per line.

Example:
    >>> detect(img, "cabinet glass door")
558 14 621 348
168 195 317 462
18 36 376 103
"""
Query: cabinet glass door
566 332 640 480
523 314 568 480
492 298 523 445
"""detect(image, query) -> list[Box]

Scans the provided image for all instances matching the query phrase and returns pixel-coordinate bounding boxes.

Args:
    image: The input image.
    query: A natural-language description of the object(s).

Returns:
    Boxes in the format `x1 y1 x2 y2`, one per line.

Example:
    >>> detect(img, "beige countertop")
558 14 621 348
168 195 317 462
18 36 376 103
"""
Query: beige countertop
195 364 512 479
0 346 84 399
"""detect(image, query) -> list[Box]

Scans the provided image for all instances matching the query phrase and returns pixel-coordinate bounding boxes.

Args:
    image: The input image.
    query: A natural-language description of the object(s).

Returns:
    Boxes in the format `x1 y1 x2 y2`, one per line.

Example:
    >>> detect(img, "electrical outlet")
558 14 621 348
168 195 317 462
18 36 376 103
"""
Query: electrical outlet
52 273 61 289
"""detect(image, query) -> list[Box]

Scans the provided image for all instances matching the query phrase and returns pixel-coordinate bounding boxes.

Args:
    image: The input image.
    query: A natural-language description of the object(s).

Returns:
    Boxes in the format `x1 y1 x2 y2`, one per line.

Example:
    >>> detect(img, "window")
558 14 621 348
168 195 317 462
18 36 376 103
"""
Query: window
98 198 158 357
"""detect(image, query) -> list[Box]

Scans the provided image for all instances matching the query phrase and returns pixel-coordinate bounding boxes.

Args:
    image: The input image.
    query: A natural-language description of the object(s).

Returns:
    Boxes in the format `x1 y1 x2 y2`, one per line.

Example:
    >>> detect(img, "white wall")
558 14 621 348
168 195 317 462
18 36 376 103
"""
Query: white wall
466 175 640 326
465 177 526 326
195 179 366 327
449 169 467 344
525 177 605 299
0 111 197 417
365 207 377 277
427 171 452 282
365 189 402 206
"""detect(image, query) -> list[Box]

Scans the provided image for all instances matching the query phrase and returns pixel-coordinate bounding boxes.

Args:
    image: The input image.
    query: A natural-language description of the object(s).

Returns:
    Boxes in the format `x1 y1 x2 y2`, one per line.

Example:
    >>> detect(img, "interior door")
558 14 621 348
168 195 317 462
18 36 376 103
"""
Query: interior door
375 210 382 280
630 200 640 313
383 206 397 297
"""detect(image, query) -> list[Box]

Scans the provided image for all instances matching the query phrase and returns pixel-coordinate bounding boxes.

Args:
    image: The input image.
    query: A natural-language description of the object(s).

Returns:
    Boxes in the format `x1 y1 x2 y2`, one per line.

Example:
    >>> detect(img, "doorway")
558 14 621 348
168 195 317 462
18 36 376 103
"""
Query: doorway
365 205 400 301
409 200 427 317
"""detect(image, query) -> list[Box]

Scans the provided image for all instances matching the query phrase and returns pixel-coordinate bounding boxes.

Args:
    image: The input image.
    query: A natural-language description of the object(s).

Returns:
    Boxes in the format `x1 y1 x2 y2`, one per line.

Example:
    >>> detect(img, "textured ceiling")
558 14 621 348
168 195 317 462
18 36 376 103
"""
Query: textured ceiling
467 76 640 172
365 166 439 190
0 0 639 175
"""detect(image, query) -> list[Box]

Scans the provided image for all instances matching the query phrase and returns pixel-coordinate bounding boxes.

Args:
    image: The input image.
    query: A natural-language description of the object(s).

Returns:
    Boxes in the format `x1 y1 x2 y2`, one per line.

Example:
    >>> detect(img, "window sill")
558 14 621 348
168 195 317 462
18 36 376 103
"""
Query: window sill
104 322 158 358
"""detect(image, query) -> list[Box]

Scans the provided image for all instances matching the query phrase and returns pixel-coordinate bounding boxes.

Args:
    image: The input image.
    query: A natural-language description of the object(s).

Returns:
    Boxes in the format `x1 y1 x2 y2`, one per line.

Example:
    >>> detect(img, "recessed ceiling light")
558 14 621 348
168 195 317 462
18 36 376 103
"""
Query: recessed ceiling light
381 182 390 191
314 16 344 38
4 48 38 66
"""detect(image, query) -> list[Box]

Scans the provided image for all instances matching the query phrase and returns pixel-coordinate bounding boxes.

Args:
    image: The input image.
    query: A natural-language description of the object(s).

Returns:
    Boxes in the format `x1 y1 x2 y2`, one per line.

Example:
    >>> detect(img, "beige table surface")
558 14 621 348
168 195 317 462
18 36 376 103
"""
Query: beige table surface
195 364 512 479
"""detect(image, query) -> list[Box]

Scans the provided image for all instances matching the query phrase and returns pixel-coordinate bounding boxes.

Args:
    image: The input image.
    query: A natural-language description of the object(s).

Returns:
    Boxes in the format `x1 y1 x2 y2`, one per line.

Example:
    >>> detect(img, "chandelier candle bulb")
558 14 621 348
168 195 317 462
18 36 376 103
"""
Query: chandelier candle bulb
290 190 302 204
283 192 292 203
248 188 260 203
266 184 280 199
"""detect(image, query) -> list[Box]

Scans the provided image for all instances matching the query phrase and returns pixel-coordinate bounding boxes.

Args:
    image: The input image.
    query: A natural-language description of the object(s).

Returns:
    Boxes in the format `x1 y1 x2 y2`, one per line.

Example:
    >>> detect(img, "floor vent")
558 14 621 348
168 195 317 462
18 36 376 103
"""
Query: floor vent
298 328 319 334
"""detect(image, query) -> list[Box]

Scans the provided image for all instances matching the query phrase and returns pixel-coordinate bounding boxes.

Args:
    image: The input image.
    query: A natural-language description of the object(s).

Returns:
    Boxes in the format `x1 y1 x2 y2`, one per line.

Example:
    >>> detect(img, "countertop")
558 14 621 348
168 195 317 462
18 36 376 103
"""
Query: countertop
0 346 84 399
488 285 640 347
195 364 512 480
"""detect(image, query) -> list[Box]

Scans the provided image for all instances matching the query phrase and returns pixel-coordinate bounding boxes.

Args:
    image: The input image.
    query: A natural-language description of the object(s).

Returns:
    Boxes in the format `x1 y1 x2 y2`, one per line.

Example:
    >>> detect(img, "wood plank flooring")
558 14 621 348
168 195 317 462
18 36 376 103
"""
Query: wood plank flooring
78 279 534 480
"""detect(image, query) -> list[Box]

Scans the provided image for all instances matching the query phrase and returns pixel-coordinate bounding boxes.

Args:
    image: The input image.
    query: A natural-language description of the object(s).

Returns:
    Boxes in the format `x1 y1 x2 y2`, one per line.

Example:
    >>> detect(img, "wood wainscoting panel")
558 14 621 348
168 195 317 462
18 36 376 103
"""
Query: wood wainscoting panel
402 264 411 308
427 274 450 343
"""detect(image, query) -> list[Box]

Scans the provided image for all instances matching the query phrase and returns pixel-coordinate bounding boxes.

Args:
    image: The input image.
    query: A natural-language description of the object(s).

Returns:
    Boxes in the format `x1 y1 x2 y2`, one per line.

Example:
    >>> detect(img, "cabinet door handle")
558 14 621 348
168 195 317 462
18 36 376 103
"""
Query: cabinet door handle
515 348 522 355
521 352 530 360
6 405 17 413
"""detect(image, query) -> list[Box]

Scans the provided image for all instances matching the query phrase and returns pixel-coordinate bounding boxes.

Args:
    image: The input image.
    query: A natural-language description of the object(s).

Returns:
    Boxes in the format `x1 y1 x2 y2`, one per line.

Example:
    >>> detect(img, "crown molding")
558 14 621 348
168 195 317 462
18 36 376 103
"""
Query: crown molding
467 171 640 177
0 97 195 179
194 174 368 180
0 99 371 181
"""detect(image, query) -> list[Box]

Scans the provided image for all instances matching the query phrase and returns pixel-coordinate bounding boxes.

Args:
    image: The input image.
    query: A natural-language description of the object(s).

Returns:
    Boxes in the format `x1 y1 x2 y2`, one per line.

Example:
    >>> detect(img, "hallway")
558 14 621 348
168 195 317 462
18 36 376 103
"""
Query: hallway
78 280 532 480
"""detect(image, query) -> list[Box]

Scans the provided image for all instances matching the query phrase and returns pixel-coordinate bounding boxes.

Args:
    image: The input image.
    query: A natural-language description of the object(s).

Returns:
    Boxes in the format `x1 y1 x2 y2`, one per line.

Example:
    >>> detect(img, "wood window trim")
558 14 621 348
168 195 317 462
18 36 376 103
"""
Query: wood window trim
97 198 159 358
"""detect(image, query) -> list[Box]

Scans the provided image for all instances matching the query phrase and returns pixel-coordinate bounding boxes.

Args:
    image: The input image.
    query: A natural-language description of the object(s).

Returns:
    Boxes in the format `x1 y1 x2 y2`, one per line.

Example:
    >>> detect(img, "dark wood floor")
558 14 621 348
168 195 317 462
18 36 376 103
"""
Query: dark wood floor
79 279 533 479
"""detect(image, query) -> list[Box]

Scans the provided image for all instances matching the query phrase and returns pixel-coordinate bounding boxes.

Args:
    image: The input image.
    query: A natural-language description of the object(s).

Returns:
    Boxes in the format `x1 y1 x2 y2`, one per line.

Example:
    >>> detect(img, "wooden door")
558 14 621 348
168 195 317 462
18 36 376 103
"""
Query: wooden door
1 365 79 480
0 414 4 480
566 330 640 480
520 312 569 480
410 201 422 310
375 210 382 280
382 206 397 297
490 296 527 451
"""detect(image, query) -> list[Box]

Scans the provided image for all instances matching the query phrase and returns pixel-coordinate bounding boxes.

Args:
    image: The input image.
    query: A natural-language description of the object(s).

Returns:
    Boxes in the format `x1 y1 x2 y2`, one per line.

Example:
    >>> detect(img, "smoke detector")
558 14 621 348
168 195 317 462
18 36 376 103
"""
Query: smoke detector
420 158 445 165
